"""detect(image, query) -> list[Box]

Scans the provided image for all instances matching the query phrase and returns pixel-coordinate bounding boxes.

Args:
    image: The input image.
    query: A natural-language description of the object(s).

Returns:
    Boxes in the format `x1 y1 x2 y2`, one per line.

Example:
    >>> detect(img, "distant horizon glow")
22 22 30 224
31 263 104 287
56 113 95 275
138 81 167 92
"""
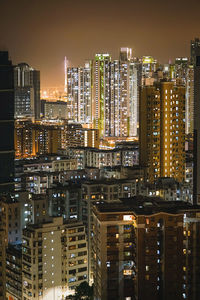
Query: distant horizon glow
0 0 199 87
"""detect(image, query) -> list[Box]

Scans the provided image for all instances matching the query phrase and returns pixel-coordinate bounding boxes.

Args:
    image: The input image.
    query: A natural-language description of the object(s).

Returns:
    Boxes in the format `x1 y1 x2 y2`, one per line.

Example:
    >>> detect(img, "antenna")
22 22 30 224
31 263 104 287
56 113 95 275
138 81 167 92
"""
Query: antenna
64 56 68 93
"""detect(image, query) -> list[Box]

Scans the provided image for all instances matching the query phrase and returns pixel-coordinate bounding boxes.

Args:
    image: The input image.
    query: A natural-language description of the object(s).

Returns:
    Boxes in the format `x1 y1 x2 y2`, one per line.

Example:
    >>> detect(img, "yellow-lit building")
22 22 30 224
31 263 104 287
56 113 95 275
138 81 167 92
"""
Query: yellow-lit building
15 120 62 158
140 81 185 183
15 120 99 158
62 123 99 149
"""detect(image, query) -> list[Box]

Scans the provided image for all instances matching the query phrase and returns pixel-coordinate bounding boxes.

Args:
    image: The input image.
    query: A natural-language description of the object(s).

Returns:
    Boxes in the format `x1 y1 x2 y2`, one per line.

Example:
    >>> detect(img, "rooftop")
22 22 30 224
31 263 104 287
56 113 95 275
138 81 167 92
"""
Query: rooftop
94 195 197 216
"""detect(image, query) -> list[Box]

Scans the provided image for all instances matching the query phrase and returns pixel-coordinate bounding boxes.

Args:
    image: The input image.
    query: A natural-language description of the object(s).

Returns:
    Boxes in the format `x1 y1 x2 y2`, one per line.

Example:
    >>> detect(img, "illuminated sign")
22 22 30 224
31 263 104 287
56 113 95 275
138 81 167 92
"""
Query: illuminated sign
123 215 134 221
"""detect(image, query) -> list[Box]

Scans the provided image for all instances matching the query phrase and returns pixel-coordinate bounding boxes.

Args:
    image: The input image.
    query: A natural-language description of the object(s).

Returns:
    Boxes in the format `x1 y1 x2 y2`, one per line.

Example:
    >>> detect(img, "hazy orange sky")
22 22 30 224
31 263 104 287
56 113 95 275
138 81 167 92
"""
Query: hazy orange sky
1 0 200 88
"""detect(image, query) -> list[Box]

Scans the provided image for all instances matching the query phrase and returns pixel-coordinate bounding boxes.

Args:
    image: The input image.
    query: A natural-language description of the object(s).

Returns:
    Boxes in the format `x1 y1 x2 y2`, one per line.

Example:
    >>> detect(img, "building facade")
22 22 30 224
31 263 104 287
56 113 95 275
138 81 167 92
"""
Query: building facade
14 63 40 120
67 62 92 124
140 81 185 183
92 198 200 300
6 244 22 300
22 218 88 299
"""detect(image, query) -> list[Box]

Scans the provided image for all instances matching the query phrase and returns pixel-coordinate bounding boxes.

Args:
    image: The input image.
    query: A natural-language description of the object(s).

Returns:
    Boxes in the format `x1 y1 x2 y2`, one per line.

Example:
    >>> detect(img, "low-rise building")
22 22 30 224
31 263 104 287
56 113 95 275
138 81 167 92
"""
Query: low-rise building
138 177 192 203
41 100 68 119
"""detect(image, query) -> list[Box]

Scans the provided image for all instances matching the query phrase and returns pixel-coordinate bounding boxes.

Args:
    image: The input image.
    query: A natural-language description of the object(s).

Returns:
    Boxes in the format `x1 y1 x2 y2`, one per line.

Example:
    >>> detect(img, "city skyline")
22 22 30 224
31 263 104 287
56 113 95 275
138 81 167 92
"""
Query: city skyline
1 0 200 298
1 0 200 87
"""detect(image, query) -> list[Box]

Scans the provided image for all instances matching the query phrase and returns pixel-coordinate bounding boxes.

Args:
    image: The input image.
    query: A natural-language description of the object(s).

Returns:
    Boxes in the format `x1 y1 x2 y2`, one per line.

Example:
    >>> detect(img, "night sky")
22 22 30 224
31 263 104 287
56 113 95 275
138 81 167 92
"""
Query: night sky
1 0 200 88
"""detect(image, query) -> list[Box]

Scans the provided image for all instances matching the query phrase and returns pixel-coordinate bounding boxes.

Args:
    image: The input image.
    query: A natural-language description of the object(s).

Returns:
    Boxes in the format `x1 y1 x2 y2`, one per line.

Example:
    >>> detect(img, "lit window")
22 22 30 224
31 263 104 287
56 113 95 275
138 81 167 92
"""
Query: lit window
106 262 110 267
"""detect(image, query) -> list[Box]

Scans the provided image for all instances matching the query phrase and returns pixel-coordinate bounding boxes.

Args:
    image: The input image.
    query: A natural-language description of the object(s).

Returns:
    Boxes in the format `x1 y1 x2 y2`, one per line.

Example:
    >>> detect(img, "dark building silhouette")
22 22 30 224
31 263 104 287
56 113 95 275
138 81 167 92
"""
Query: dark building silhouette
191 38 200 65
0 51 14 192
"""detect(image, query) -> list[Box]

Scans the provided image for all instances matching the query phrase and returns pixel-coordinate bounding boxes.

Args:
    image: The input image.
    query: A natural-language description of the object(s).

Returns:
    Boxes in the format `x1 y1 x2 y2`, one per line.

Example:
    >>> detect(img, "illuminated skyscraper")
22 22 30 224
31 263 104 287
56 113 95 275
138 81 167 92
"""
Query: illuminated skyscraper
142 56 157 85
185 65 194 134
67 61 92 123
93 54 111 137
67 67 79 121
140 81 185 183
174 58 188 84
14 63 40 120
128 61 138 136
109 60 119 136
110 57 138 137
67 50 138 138
193 38 200 205
172 58 194 135
64 56 68 94
81 61 93 124
93 51 138 138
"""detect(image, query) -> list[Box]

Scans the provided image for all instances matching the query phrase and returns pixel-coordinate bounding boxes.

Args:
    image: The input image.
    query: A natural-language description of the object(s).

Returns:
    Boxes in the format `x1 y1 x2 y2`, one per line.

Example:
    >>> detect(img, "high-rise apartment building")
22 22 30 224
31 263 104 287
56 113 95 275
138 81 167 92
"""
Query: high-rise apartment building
67 50 138 138
15 120 62 157
82 179 137 281
174 58 188 84
193 38 200 204
6 244 22 300
65 123 99 148
67 67 80 122
185 65 194 134
22 218 88 299
140 81 185 183
171 58 194 135
92 197 200 300
93 54 111 137
142 56 157 85
14 63 40 120
0 51 14 193
93 51 138 138
110 58 138 137
128 61 138 136
67 61 92 124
